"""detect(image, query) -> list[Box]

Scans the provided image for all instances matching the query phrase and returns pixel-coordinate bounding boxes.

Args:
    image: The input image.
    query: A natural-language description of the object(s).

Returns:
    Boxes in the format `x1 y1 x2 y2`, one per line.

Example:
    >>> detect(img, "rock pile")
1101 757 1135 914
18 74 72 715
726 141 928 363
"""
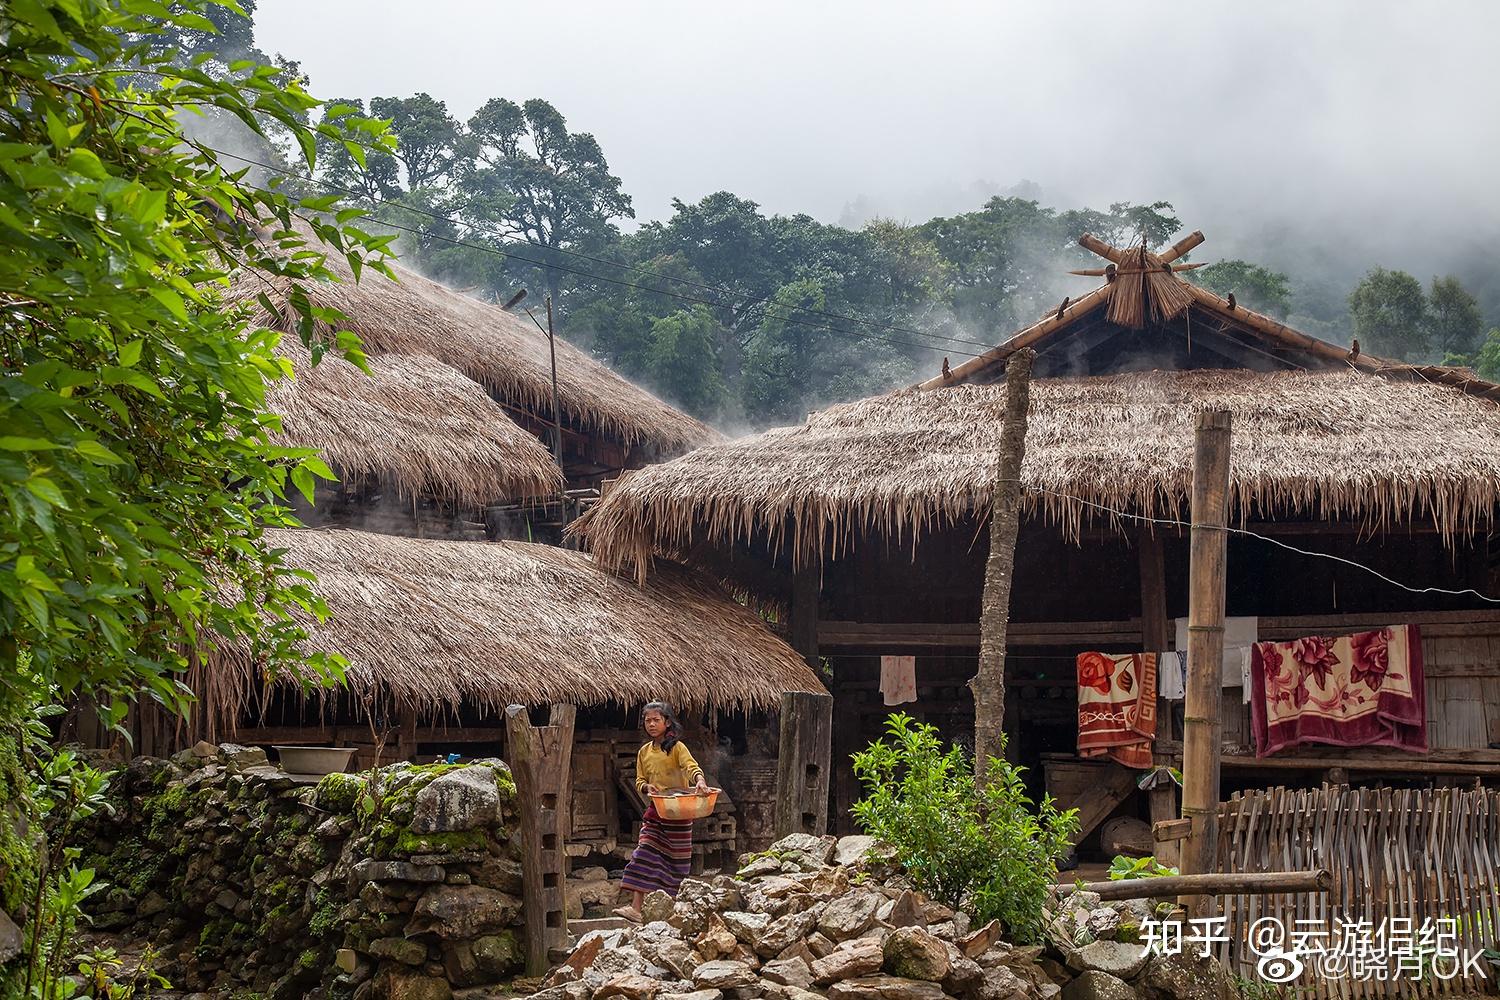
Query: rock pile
527 834 1230 1000
81 743 529 1000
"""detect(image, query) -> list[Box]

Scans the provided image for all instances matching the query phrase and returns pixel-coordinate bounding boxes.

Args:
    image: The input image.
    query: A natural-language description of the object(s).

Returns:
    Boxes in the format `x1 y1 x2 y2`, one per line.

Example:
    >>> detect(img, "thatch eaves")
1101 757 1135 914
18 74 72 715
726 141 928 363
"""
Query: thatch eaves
189 528 824 737
231 225 722 456
266 336 563 504
580 368 1500 579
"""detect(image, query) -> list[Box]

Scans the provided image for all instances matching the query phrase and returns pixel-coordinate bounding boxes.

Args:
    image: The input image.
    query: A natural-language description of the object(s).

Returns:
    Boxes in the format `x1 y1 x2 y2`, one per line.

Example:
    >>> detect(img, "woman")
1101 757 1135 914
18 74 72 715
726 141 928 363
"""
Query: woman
613 702 709 922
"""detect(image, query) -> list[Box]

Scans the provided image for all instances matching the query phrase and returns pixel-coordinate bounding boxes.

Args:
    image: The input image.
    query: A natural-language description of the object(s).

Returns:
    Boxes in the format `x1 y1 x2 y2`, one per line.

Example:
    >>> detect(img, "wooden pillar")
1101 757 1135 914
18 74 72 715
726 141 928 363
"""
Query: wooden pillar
396 708 418 762
1139 531 1179 866
831 673 860 835
972 349 1033 783
1180 411 1231 916
774 691 834 838
504 703 576 974
790 564 820 668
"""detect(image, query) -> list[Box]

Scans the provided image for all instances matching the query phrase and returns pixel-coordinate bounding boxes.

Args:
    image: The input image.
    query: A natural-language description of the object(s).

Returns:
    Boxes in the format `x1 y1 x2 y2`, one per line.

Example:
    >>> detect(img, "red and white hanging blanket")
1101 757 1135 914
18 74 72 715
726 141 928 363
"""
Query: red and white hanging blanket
1076 652 1158 769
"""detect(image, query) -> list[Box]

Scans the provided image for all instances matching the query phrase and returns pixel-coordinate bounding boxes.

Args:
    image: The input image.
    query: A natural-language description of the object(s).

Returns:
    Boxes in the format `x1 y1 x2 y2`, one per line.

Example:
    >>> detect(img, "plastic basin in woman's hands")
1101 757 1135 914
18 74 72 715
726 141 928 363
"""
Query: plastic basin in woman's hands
648 787 720 821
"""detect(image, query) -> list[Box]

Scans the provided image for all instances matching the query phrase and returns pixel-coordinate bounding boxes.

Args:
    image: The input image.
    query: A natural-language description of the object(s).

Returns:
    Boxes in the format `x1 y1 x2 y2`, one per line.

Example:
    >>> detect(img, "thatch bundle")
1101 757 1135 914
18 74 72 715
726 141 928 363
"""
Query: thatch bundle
228 223 719 455
190 528 824 736
580 368 1500 578
267 336 562 503
1103 243 1195 329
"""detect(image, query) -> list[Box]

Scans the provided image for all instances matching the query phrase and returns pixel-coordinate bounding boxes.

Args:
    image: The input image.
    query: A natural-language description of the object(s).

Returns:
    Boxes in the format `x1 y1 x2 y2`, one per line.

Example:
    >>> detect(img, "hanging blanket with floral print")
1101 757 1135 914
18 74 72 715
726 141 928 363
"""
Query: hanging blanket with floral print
1249 624 1427 757
1076 652 1158 769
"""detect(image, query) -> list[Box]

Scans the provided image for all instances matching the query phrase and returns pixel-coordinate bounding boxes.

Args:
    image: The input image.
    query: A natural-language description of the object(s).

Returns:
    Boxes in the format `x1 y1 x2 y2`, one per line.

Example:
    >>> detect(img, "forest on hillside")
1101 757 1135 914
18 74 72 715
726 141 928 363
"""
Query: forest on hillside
190 4 1500 429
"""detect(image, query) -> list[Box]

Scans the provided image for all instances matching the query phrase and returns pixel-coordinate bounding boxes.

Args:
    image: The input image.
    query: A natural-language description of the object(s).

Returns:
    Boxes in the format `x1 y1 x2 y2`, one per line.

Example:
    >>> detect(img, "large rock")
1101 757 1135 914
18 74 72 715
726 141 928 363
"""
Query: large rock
757 908 821 957
720 910 771 946
883 926 951 982
408 884 520 938
811 940 885 985
1135 953 1231 1000
641 890 676 924
368 937 428 966
879 890 925 928
1063 970 1139 1000
410 765 501 833
596 973 663 1000
375 968 453 1000
961 919 1004 958
691 960 758 989
0 908 23 963
766 833 835 868
695 914 738 960
819 891 881 940
976 965 1031 1000
941 942 985 996
761 956 814 989
832 835 878 866
351 859 446 885
1067 941 1150 980
441 932 521 985
828 975 949 999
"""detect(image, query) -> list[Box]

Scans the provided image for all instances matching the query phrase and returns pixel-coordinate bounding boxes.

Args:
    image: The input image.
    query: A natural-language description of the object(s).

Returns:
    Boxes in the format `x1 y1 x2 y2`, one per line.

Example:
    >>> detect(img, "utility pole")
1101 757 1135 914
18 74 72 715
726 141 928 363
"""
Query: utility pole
1180 409 1231 917
546 295 563 468
971 348 1034 784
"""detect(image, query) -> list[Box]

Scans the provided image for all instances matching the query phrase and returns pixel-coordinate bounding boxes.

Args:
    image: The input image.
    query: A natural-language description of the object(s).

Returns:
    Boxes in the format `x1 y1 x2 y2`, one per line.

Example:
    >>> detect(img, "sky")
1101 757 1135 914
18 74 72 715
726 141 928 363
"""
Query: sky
255 2 1500 289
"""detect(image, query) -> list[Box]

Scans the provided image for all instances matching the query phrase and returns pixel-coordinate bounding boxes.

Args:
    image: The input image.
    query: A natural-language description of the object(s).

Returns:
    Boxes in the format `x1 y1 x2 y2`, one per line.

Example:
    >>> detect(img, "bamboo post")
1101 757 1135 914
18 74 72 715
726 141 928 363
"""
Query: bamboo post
1180 410 1232 916
773 691 834 838
504 703 575 974
1056 868 1329 901
971 348 1034 783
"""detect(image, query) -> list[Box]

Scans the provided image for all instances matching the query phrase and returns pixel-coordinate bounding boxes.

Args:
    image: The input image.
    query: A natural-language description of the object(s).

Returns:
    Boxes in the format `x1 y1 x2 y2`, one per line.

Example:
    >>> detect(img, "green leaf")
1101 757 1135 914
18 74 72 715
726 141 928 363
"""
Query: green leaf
290 465 316 503
25 476 68 508
74 440 124 466
0 436 60 451
118 340 143 368
149 288 189 322
65 147 108 179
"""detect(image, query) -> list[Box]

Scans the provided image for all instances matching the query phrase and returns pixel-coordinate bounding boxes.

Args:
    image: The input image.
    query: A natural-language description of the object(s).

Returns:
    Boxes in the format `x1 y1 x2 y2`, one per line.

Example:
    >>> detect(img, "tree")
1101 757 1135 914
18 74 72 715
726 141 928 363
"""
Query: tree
1348 267 1428 360
319 97 402 202
1425 275 1483 358
459 98 633 305
1192 260 1292 318
370 93 464 192
1470 329 1500 380
1 1 385 988
645 308 727 417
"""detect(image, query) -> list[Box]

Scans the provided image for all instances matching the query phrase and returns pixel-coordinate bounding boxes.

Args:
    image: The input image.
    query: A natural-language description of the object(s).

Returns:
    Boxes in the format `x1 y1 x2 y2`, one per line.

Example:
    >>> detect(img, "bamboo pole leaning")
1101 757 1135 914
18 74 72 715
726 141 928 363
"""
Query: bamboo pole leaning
1057 869 1332 902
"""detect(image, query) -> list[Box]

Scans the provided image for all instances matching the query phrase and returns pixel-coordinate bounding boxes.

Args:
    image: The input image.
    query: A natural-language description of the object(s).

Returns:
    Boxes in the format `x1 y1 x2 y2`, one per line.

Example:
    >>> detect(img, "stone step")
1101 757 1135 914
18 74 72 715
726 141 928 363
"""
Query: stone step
569 916 632 935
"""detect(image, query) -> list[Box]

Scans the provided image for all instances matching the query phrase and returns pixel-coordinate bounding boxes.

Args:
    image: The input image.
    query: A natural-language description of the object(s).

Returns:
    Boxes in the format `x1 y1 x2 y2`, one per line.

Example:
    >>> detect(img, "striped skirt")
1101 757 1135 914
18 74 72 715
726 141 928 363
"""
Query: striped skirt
619 804 694 896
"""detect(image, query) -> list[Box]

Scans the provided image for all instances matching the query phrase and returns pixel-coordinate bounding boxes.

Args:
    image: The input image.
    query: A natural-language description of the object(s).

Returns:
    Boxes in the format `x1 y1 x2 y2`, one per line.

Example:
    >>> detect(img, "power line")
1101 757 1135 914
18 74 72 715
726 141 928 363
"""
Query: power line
1026 486 1500 605
204 144 1000 356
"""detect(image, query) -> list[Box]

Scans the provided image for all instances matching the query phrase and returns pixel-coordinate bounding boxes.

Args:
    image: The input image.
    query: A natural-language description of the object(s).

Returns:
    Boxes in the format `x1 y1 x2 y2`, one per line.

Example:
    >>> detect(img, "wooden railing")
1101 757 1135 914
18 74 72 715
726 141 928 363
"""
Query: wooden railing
1215 785 1500 997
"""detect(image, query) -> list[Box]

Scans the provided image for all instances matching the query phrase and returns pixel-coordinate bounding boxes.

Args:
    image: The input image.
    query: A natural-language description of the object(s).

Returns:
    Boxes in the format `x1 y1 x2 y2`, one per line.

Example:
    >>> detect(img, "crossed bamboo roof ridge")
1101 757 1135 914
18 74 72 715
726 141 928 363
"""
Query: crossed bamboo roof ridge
577 229 1500 581
189 527 827 739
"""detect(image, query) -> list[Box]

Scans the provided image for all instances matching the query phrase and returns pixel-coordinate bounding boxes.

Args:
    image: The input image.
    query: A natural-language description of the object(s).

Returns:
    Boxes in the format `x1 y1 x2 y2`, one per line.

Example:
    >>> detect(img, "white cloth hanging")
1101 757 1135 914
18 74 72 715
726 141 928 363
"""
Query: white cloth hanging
1174 616 1257 690
880 655 917 706
1156 650 1188 700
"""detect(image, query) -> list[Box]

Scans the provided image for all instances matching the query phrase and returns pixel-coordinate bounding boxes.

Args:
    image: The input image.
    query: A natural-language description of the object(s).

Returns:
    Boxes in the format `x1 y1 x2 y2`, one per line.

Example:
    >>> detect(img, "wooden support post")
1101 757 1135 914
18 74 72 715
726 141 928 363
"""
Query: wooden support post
504 703 576 975
396 708 418 762
790 564 820 668
774 691 834 838
831 673 859 835
972 348 1033 782
1139 532 1179 865
1180 410 1231 916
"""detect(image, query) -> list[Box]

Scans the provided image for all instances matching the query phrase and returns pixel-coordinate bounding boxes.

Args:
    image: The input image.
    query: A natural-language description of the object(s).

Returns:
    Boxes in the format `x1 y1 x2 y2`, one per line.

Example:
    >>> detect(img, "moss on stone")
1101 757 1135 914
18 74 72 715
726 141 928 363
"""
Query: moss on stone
314 771 363 813
391 828 489 857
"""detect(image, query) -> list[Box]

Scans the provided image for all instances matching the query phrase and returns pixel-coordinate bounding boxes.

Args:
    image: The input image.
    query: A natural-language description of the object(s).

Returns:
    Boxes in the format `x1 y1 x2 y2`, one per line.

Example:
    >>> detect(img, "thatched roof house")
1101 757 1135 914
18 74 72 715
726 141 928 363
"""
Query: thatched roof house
581 231 1500 579
233 221 721 477
189 528 825 740
267 335 562 504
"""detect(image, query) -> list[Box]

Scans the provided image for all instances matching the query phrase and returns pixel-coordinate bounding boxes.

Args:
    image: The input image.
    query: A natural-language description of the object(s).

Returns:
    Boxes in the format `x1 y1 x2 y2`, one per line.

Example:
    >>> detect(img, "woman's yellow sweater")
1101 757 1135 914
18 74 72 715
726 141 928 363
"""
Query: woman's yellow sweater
634 739 704 794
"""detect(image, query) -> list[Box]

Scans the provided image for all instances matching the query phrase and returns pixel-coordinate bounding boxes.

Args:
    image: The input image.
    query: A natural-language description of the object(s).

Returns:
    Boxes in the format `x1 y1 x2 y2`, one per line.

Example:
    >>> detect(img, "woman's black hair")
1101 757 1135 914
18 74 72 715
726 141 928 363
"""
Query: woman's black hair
641 701 682 752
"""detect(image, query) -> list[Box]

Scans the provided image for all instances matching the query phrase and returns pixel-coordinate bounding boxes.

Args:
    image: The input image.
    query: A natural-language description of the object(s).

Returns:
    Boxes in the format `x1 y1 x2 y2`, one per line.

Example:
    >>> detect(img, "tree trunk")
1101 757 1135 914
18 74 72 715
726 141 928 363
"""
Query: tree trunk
971 348 1034 783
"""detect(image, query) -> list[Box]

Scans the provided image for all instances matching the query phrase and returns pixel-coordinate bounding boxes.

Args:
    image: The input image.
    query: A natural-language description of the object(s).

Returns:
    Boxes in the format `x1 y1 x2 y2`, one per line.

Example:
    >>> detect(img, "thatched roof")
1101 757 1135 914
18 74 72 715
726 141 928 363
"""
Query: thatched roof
190 528 824 735
231 223 720 455
580 368 1500 578
267 336 562 503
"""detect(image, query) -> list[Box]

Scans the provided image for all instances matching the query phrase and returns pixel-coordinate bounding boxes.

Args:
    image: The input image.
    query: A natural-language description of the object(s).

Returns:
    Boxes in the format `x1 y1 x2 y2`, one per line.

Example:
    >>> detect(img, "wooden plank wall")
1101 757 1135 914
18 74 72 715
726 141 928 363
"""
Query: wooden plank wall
1215 785 1500 998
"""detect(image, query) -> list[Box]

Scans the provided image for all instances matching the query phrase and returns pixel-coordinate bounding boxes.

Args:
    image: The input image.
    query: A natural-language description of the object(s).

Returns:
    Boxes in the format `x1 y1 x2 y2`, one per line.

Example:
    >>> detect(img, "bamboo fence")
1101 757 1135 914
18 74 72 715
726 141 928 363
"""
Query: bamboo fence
1214 785 1500 998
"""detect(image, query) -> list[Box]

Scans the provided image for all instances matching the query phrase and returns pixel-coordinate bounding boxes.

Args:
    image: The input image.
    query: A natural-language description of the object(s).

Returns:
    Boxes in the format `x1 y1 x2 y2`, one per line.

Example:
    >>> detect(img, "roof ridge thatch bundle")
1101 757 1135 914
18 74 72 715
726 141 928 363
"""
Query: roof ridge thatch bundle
578 368 1500 581
267 336 563 503
187 528 824 740
226 220 721 456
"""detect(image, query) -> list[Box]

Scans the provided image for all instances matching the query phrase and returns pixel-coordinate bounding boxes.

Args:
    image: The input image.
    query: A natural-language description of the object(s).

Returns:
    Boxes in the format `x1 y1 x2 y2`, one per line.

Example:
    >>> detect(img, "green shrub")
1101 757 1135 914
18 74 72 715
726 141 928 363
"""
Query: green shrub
851 713 1078 942
1107 854 1178 880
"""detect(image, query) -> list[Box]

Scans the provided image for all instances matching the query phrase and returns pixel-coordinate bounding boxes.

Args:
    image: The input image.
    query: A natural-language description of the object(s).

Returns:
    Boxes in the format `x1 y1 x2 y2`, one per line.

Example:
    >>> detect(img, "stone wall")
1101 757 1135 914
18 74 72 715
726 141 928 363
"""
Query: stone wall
82 743 527 999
